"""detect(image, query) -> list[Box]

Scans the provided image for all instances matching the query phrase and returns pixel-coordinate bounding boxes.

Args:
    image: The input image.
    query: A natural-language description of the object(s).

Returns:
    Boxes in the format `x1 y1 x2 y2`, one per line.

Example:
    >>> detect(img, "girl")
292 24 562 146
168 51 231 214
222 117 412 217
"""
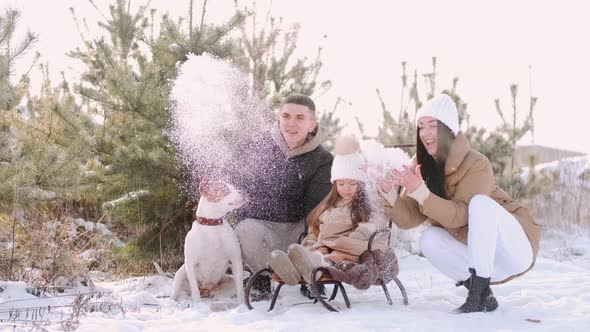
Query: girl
268 135 388 285
380 94 542 313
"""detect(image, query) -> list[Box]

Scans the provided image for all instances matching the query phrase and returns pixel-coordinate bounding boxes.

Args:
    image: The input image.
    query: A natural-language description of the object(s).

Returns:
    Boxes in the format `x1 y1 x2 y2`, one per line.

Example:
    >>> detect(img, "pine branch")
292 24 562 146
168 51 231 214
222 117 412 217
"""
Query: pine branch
376 88 388 114
494 98 508 128
8 160 20 281
199 0 207 33
399 61 407 122
69 7 91 46
0 9 19 46
77 87 124 113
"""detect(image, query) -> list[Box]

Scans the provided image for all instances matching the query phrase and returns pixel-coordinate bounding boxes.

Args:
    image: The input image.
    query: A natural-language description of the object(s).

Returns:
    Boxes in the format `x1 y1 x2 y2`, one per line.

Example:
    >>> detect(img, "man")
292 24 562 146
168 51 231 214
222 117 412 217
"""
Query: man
233 94 333 298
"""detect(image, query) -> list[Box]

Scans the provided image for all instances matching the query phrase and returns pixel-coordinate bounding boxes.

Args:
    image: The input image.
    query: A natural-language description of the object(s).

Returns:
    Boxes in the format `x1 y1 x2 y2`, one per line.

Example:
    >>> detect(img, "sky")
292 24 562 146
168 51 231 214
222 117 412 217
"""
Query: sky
7 0 590 154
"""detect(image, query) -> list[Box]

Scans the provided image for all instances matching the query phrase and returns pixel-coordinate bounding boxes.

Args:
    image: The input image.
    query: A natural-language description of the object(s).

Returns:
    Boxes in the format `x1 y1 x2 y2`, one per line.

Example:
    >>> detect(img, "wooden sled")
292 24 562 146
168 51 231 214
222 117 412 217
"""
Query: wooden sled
245 228 409 312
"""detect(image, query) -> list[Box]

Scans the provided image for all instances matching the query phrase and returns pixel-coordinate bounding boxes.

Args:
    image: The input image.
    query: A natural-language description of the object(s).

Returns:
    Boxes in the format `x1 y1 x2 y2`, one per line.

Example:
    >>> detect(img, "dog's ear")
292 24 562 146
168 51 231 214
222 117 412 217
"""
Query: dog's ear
199 180 230 202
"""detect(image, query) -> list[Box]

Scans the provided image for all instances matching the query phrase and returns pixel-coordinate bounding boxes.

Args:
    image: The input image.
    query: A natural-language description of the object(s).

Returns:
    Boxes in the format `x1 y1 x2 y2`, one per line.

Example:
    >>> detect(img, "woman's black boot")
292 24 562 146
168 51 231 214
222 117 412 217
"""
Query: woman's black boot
455 268 498 313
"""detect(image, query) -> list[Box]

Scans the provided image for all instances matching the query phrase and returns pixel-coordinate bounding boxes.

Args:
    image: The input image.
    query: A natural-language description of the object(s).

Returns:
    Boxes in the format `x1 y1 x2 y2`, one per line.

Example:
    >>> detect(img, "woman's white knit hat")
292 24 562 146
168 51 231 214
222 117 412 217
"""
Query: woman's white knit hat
330 135 367 183
415 94 460 135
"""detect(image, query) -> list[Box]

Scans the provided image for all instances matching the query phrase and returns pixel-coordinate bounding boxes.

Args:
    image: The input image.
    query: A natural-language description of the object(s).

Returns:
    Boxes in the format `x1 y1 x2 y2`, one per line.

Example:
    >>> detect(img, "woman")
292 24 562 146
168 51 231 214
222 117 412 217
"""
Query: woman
379 94 542 313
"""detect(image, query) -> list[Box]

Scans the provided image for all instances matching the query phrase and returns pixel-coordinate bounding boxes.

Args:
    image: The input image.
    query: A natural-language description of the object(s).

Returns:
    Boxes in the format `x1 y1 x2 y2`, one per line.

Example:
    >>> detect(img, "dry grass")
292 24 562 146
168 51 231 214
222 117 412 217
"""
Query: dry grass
0 207 117 288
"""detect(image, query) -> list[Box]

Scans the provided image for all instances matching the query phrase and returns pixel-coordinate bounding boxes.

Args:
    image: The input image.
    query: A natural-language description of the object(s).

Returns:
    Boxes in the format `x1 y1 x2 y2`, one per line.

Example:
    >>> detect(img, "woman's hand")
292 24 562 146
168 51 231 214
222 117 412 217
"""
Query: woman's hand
378 175 393 193
378 170 399 193
392 164 423 193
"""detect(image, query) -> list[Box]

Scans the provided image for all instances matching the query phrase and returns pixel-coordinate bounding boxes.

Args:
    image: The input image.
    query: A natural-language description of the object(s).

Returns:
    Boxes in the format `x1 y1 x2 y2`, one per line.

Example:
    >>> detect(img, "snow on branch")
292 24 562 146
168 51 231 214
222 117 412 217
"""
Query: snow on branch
102 190 150 210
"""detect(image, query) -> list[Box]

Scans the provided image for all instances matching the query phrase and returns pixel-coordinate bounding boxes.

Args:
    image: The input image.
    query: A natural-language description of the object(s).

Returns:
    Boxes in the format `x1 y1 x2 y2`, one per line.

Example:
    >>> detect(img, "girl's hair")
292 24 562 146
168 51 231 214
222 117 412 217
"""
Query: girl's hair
306 182 372 237
416 120 455 199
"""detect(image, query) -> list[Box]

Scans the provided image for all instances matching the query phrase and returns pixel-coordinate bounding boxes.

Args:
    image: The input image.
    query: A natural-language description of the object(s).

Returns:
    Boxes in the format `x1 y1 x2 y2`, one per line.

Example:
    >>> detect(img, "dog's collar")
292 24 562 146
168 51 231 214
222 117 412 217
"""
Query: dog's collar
196 217 224 226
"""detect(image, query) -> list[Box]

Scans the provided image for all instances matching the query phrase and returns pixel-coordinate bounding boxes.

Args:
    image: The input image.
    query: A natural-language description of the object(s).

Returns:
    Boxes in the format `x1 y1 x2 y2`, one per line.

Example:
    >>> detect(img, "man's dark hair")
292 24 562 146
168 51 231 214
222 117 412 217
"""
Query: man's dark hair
282 94 316 114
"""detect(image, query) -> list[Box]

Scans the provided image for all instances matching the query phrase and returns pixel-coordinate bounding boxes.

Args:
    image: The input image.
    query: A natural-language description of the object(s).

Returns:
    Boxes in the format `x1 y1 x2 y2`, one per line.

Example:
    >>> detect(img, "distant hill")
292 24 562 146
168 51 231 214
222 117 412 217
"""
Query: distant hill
514 145 586 168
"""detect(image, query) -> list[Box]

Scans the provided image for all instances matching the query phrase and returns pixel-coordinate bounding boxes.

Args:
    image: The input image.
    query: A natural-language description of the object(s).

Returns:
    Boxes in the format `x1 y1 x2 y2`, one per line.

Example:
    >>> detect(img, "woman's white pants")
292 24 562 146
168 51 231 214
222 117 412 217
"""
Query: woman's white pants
419 194 533 282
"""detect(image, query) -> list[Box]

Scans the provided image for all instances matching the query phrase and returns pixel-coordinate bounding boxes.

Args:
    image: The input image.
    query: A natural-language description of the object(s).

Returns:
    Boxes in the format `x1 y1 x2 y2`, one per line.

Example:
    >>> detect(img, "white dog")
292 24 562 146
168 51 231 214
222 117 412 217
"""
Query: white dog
171 180 246 304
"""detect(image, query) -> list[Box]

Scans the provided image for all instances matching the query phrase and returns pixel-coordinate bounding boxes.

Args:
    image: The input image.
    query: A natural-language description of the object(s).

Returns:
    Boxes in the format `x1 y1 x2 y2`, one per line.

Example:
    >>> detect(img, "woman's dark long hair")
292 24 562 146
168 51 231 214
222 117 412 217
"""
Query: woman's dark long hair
416 120 455 199
307 182 372 236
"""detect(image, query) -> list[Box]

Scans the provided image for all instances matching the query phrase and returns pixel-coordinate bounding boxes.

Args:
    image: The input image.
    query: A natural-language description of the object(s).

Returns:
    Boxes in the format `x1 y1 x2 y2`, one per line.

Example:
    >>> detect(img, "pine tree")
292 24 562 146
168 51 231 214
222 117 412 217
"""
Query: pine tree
2 1 341 273
233 4 328 107
0 9 102 278
0 8 39 280
233 1 341 145
0 8 38 111
318 97 346 151
373 58 439 146
0 8 39 199
66 0 248 269
466 83 554 201
9 67 96 203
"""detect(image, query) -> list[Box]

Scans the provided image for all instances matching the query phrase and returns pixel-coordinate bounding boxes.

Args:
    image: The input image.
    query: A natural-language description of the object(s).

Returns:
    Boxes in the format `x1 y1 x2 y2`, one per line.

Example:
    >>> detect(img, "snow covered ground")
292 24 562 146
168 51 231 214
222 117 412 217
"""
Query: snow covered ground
2 226 589 332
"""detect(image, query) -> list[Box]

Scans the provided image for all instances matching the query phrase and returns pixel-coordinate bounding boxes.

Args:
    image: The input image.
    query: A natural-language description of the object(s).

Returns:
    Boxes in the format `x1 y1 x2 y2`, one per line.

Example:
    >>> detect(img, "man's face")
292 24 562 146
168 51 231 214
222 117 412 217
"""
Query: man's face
279 103 317 149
